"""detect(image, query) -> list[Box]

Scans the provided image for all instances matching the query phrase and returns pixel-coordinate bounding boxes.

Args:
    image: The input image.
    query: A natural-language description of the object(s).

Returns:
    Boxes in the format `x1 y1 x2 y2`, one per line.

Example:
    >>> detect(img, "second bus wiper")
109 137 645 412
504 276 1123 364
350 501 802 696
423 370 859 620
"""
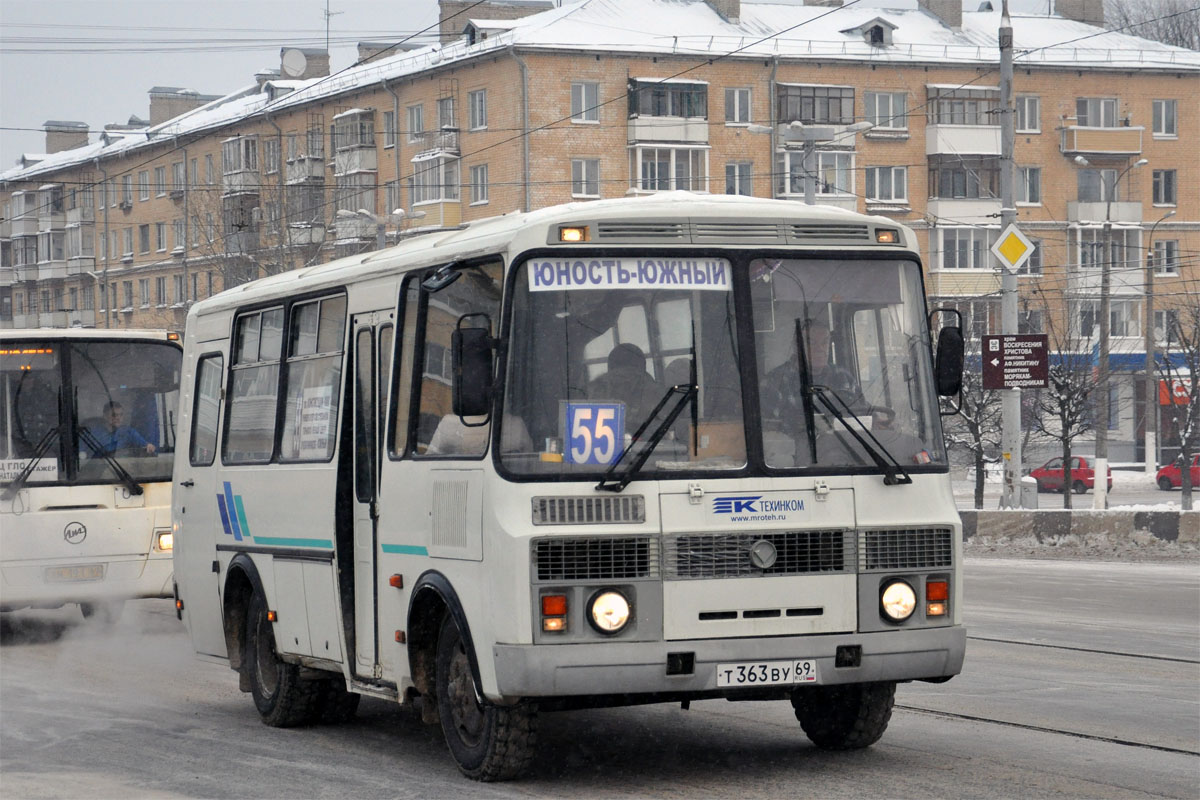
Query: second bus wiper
78 427 144 496
810 386 913 486
595 383 697 493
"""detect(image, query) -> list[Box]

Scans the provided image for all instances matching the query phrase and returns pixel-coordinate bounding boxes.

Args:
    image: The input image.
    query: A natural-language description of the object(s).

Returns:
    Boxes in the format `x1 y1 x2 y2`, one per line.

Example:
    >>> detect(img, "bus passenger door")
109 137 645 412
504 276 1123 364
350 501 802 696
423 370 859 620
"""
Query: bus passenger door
351 316 389 677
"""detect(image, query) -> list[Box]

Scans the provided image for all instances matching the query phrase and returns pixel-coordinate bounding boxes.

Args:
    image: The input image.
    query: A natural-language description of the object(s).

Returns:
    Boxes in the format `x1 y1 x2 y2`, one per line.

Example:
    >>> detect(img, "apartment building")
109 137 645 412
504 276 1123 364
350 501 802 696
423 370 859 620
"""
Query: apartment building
2 0 1197 461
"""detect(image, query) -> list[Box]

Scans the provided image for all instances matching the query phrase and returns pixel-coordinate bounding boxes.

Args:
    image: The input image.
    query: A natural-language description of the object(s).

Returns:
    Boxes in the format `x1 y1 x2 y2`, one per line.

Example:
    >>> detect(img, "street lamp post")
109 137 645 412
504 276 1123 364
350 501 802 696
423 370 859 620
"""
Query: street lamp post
1073 155 1147 509
1144 209 1176 474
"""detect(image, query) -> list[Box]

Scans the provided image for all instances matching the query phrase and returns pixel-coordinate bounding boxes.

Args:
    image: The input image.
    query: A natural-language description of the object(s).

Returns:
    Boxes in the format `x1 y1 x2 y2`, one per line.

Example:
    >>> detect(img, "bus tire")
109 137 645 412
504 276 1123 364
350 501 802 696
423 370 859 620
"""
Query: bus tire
792 681 895 750
314 679 361 724
79 600 124 624
245 591 320 727
435 615 537 781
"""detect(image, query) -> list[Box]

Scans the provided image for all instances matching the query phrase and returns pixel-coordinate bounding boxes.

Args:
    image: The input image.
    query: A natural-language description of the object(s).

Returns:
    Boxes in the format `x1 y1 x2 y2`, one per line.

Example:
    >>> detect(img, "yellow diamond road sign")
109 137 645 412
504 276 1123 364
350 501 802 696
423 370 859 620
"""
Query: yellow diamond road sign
991 224 1035 273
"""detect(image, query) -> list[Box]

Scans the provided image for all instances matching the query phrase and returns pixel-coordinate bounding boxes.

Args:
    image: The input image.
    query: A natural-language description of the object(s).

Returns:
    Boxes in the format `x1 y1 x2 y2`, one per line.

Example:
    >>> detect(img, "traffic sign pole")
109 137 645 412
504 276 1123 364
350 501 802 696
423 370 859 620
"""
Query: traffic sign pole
998 1 1020 508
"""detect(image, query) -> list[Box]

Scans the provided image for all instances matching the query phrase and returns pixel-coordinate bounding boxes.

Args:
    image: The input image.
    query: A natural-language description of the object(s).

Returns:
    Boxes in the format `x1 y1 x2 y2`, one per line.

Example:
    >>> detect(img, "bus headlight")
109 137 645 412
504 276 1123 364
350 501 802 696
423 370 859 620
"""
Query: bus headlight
588 590 631 634
155 530 174 552
880 580 916 622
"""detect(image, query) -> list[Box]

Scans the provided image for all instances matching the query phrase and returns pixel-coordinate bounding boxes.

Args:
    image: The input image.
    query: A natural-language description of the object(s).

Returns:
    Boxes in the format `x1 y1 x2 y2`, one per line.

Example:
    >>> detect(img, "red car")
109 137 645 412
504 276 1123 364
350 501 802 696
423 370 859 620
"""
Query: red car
1030 456 1113 494
1156 455 1200 491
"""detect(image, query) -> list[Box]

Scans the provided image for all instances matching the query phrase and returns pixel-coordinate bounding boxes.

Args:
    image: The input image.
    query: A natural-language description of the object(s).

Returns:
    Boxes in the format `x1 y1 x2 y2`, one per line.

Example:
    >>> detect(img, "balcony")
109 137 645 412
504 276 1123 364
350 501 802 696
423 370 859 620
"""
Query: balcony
67 256 94 275
38 210 65 233
225 230 259 254
334 216 373 241
334 147 377 176
0 218 9 238
410 128 460 157
10 216 37 237
67 309 96 328
1067 201 1142 225
1060 126 1143 156
15 264 38 282
926 125 1001 156
38 259 68 281
629 116 709 144
41 310 69 328
927 198 1002 226
287 223 326 246
222 170 261 195
286 156 325 183
66 206 95 226
0 265 12 286
13 312 39 328
928 270 1000 298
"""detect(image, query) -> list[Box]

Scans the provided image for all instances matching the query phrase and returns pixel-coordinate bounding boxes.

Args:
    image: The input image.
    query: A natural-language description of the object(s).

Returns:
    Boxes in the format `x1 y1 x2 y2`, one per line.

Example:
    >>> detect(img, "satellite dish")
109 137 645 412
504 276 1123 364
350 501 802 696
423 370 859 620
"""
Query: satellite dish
281 49 308 78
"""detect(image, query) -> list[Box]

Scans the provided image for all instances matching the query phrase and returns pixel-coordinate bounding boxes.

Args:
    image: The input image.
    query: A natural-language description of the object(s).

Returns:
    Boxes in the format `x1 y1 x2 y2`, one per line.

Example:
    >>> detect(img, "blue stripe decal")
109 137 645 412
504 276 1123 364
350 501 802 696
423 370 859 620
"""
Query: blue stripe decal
216 495 233 536
222 482 243 541
252 536 334 549
381 544 429 556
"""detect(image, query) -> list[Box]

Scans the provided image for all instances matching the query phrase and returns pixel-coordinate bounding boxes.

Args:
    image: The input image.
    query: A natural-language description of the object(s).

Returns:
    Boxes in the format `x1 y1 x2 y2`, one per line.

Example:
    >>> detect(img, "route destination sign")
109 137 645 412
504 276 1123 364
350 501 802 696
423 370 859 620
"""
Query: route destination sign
982 334 1049 390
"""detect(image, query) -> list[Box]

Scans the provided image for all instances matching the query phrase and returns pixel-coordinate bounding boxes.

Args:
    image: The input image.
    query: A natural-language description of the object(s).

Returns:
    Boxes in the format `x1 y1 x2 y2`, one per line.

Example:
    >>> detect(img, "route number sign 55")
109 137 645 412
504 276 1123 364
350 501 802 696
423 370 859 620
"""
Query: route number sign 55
564 402 625 465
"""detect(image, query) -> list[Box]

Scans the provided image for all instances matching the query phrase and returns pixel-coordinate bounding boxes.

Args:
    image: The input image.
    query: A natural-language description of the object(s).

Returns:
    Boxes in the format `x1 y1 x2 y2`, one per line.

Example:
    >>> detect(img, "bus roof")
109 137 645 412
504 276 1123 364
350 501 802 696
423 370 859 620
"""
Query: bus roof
1 328 181 343
189 193 918 318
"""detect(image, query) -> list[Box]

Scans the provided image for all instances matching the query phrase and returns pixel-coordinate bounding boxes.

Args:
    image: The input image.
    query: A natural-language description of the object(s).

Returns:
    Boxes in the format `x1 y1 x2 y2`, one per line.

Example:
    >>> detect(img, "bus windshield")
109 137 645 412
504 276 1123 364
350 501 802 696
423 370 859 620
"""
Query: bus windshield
499 254 945 478
0 339 182 486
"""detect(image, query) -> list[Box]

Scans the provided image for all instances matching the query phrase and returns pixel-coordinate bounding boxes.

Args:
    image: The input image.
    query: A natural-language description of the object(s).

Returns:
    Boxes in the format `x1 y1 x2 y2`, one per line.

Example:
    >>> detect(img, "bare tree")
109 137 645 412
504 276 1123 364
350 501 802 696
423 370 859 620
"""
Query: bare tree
943 367 1003 509
1156 303 1200 509
1106 0 1200 50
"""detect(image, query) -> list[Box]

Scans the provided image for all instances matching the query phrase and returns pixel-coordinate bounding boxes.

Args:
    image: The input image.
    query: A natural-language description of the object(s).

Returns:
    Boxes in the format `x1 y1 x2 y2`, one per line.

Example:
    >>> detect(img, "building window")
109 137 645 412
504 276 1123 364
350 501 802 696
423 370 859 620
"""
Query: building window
172 161 186 190
156 276 167 306
1075 97 1118 127
928 156 999 199
205 154 215 184
139 278 150 307
1154 309 1179 341
725 88 751 124
122 281 133 310
863 91 906 129
156 222 167 251
138 224 150 254
470 164 489 205
1077 168 1119 202
334 110 374 150
154 166 167 195
264 138 280 173
384 180 401 217
776 150 853 197
1080 299 1139 339
221 137 258 173
121 176 133 205
1152 99 1177 137
572 158 600 197
122 227 133 256
1019 308 1043 334
334 172 376 215
939 227 996 270
1018 239 1042 275
1015 95 1040 132
382 110 396 147
1074 227 1139 270
406 104 424 142
174 274 184 304
571 82 599 122
81 286 93 311
1153 169 1176 205
725 162 752 196
173 219 185 250
777 84 853 124
138 170 150 201
927 87 998 125
410 156 459 204
864 166 906 202
190 158 198 185
1018 167 1041 204
630 147 706 192
437 96 456 131
468 89 487 130
629 80 707 118
1152 240 1179 275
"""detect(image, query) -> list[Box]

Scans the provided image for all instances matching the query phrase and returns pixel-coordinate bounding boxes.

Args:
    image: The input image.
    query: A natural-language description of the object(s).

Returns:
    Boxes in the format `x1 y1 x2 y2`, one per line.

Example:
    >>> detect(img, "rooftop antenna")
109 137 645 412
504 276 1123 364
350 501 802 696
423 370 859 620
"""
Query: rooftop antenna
324 0 343 54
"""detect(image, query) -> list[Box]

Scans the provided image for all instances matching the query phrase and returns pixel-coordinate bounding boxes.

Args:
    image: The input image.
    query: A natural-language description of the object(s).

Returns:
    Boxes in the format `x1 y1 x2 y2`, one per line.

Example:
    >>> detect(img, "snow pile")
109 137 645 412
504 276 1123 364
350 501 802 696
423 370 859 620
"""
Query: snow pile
965 530 1199 562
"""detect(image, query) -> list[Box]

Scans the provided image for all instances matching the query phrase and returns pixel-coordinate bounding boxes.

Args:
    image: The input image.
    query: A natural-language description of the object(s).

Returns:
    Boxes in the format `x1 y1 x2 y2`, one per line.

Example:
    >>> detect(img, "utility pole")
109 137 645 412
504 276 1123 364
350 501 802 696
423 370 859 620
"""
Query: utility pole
998 0 1022 508
1095 213 1113 509
1144 210 1175 474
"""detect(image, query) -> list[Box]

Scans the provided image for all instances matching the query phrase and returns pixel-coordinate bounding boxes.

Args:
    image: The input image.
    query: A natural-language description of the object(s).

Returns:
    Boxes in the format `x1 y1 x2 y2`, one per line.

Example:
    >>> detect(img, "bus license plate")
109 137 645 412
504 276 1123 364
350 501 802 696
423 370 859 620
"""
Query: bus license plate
45 564 104 583
716 659 817 687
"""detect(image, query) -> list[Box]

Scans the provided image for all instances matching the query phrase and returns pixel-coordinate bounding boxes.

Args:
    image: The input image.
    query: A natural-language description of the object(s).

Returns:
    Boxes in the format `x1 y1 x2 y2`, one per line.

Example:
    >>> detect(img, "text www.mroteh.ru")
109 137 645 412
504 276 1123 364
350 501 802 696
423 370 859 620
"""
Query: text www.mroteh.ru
729 514 787 522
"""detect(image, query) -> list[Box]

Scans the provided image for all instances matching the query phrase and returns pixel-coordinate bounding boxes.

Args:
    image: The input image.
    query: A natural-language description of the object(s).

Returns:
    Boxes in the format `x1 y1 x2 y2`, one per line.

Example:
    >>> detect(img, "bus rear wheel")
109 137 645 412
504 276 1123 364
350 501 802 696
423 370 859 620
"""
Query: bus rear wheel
435 615 537 781
792 681 896 750
245 591 321 727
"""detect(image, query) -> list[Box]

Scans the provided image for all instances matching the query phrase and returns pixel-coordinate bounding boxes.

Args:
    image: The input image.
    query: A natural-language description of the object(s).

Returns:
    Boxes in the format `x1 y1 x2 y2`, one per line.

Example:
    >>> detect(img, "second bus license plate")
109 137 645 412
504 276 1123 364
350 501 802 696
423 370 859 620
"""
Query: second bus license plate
45 564 104 583
716 659 817 687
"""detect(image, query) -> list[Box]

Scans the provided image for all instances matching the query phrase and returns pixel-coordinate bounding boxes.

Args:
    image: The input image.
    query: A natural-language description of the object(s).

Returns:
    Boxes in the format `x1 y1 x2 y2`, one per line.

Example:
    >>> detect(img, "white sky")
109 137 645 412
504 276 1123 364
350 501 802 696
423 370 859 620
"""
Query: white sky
0 0 441 167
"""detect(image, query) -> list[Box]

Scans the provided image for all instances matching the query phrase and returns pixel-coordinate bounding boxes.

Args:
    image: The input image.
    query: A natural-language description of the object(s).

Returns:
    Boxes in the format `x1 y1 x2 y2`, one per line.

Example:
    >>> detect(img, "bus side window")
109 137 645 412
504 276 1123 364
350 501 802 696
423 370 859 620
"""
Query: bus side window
280 295 347 462
190 354 223 466
389 281 420 458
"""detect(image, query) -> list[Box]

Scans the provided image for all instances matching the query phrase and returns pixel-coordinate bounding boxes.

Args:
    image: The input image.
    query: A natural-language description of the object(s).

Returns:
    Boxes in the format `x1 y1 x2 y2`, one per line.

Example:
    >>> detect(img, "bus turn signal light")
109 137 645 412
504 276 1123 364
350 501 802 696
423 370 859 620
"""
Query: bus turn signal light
926 580 948 601
541 595 567 616
266 610 277 622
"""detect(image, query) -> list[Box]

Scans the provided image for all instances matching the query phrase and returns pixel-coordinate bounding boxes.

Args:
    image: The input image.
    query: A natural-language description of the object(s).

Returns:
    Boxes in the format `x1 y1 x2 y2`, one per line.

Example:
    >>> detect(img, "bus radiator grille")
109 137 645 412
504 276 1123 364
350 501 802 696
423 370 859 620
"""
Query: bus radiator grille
662 530 854 580
859 528 954 572
531 495 646 525
532 536 658 582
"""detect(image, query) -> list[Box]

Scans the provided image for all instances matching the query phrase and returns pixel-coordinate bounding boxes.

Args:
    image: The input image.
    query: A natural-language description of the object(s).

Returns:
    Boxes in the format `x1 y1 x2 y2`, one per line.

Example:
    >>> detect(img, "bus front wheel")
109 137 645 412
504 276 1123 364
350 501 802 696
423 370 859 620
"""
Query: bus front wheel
792 681 896 750
435 615 537 781
245 591 321 727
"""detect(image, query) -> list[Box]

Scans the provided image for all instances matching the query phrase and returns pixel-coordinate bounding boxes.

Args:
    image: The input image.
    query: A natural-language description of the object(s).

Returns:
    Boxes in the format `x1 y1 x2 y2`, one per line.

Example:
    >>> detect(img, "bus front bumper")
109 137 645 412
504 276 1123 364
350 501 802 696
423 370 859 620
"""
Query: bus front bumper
492 625 965 698
0 553 173 610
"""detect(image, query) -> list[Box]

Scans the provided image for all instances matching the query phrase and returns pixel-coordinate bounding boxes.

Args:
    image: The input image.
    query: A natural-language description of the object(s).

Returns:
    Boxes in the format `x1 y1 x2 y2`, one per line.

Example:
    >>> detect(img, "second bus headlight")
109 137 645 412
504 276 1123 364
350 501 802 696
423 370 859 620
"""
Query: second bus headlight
588 590 631 634
880 580 916 622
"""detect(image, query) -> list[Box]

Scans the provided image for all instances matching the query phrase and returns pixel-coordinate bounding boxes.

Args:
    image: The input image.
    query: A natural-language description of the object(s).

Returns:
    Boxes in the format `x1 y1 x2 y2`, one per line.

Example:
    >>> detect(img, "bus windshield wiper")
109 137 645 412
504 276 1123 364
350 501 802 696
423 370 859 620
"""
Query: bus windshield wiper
810 386 913 486
596 383 697 493
1 425 59 501
78 427 144 496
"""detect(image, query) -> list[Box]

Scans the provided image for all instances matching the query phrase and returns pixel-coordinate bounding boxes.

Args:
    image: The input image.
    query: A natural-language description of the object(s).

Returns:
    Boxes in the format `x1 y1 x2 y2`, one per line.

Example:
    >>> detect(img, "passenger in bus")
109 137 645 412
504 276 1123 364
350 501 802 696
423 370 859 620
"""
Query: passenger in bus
587 343 662 427
427 413 533 456
84 401 156 455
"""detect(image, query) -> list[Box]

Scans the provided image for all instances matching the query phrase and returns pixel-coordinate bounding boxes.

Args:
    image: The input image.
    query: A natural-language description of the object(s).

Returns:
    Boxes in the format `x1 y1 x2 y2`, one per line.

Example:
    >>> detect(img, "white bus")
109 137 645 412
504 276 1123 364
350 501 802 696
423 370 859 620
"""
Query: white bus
172 194 966 780
1 329 182 621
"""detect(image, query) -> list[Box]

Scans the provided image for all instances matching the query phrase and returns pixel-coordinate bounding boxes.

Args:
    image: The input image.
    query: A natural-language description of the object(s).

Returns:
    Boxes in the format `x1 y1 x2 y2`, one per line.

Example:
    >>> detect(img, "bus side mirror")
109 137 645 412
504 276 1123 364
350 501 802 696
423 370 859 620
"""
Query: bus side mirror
452 327 493 417
935 326 964 397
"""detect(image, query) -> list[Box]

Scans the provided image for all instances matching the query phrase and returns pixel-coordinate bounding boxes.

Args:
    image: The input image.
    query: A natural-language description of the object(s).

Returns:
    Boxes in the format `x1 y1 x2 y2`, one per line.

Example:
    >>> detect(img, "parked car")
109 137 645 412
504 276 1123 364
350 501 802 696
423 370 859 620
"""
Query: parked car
1156 454 1200 491
1030 456 1113 494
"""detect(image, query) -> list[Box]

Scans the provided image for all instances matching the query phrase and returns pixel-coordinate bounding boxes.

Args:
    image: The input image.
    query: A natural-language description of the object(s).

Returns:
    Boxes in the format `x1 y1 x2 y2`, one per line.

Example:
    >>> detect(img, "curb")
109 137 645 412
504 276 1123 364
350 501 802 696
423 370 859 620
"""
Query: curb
960 510 1200 544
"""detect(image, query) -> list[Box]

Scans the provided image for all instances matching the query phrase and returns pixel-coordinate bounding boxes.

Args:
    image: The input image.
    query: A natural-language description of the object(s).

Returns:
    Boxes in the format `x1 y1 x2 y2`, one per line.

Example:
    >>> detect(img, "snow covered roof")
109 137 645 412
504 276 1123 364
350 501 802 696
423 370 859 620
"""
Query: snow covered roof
3 0 1196 184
